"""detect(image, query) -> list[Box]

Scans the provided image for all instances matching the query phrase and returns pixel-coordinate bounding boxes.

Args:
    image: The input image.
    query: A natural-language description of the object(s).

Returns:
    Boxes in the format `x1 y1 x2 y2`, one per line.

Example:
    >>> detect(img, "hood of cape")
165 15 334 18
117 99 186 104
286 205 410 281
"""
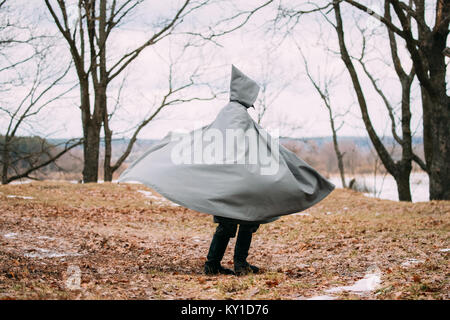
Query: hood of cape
229 65 260 109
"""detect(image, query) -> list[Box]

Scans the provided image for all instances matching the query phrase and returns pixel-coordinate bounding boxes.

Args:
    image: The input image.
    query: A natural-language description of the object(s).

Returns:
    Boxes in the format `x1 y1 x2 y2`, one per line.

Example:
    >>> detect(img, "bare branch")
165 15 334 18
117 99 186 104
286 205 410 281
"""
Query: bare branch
342 0 409 39
107 0 191 82
110 63 217 172
333 0 397 175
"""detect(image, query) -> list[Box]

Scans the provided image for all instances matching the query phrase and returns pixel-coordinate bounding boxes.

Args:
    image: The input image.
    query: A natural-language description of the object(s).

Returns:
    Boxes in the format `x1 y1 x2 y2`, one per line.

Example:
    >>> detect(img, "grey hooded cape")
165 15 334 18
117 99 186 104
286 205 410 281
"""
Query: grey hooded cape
118 65 335 223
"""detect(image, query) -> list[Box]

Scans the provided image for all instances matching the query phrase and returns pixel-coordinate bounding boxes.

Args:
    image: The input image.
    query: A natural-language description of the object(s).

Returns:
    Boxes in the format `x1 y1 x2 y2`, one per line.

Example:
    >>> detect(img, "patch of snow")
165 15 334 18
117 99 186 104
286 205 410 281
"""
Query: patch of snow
439 248 450 253
4 232 18 239
401 258 424 267
363 193 375 199
307 295 336 300
6 195 34 199
37 235 56 240
24 248 81 259
138 190 180 207
325 211 333 215
304 268 382 300
118 180 142 184
3 232 54 241
9 179 32 185
325 272 381 295
169 202 180 207
137 190 160 199
293 212 310 216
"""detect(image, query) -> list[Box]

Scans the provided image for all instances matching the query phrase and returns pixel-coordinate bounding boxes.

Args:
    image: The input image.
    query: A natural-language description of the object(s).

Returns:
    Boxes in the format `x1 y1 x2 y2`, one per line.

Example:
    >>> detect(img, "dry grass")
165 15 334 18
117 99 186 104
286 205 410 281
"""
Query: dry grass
0 181 448 300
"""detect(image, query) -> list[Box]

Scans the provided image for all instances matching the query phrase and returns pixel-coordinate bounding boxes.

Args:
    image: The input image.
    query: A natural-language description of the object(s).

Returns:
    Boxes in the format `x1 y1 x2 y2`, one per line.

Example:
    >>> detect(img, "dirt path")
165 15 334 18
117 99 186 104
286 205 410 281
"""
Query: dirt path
0 181 448 299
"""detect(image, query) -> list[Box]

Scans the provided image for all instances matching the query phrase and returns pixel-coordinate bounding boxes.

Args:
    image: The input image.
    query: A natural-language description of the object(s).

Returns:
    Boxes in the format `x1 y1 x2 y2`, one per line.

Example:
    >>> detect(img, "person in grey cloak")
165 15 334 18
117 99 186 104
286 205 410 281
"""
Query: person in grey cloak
118 65 335 276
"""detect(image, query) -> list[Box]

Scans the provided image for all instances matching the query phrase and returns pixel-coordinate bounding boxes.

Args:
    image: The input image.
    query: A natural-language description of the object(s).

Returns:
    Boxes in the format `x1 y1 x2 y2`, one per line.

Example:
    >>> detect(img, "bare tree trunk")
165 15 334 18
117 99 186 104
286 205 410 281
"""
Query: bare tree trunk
97 0 113 182
82 119 101 183
78 71 101 183
395 162 412 201
426 35 450 200
332 127 347 189
413 0 450 200
420 88 433 170
103 106 113 182
428 98 450 200
1 138 11 184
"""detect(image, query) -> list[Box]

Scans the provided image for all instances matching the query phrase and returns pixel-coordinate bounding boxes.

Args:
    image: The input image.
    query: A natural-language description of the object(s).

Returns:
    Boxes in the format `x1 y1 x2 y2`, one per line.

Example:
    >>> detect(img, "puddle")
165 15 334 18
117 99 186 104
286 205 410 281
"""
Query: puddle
325 272 381 294
6 195 34 199
24 248 81 259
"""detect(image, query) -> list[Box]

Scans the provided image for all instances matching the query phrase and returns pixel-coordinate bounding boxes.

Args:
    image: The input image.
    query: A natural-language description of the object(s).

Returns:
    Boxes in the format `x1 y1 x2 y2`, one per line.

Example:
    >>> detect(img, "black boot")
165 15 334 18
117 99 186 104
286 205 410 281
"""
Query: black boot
204 233 235 275
234 225 260 276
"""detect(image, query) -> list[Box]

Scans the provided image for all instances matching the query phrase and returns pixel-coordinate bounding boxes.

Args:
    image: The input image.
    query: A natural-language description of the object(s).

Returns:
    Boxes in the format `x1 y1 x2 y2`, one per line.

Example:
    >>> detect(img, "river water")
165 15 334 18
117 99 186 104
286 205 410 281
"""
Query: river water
328 172 429 202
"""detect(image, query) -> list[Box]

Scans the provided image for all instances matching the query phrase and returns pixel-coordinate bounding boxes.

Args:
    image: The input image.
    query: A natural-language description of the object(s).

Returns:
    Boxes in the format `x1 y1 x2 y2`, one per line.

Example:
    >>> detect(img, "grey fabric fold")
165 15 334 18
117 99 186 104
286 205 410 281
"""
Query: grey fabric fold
118 65 335 223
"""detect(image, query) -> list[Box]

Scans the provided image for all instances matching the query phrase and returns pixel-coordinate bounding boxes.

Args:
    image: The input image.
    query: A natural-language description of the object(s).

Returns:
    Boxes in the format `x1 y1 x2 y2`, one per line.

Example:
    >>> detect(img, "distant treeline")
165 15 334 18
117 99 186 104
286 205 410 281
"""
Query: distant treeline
279 136 424 151
282 138 423 176
0 135 83 181
0 135 60 175
2 135 425 181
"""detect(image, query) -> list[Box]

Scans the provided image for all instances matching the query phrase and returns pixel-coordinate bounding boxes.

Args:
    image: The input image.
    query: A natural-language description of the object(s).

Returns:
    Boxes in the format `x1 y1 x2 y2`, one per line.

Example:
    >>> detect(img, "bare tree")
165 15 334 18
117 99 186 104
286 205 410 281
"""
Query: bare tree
0 1 82 184
338 0 450 200
274 0 433 200
274 0 448 200
297 44 347 188
44 0 274 183
44 0 204 183
253 48 291 126
331 0 425 201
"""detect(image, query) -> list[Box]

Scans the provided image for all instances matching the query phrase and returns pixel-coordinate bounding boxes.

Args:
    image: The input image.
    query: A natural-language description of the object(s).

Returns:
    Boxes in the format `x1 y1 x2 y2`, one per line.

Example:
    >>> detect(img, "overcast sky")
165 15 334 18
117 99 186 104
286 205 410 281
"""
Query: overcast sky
2 0 444 141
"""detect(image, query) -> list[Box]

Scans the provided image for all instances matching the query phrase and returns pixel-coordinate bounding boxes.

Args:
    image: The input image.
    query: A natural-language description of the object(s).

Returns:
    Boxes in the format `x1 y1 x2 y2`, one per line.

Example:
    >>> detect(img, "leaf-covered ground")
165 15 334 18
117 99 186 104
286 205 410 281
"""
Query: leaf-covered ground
0 181 448 300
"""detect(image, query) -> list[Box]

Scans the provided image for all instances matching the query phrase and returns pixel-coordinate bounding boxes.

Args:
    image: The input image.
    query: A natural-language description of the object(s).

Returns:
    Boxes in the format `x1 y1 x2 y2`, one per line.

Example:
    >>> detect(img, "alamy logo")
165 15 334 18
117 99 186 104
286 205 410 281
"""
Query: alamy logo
170 127 280 176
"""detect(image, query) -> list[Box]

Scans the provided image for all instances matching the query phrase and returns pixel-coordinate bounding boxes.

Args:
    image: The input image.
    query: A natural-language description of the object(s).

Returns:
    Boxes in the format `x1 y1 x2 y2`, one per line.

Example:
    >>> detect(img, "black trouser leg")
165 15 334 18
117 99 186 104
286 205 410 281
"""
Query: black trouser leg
206 233 231 266
204 220 237 275
234 224 260 275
